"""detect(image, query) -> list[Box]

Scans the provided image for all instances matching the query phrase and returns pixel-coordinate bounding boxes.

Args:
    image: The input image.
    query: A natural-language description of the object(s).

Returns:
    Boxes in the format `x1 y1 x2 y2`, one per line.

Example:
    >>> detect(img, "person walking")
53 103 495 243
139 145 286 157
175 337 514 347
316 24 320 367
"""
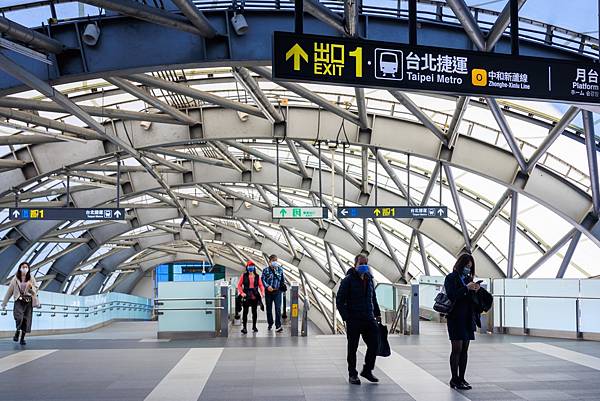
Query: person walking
236 261 265 334
2 262 39 345
336 254 381 385
444 253 480 390
261 254 285 333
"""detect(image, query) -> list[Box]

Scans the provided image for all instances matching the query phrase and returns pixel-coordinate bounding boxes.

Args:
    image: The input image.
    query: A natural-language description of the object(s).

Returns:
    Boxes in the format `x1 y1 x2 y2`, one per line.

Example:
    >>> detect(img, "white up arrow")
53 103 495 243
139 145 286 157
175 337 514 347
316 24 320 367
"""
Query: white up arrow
114 210 122 218
12 210 20 218
437 208 444 216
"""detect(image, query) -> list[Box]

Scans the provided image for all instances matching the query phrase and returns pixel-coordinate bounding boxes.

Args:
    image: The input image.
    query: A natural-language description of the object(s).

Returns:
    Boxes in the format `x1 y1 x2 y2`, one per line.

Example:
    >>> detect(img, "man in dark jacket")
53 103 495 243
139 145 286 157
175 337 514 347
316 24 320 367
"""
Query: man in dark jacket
336 254 381 385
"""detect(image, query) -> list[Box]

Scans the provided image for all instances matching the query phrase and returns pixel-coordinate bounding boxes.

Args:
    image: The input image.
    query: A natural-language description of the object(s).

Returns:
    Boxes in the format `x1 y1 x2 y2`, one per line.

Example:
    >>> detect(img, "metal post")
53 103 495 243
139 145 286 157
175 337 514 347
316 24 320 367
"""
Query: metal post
295 0 304 34
576 298 582 339
116 153 121 208
507 191 518 279
583 111 600 216
479 282 489 334
282 290 288 319
363 218 369 253
407 153 411 202
408 0 417 45
291 282 299 336
220 282 229 337
523 296 529 335
65 170 70 207
410 283 419 335
510 0 519 55
332 289 337 334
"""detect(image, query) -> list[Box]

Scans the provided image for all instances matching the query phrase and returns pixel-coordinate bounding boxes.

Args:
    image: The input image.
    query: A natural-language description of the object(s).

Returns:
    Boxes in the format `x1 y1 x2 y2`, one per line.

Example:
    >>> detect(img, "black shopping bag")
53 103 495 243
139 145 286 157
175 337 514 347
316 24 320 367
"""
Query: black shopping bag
377 323 391 357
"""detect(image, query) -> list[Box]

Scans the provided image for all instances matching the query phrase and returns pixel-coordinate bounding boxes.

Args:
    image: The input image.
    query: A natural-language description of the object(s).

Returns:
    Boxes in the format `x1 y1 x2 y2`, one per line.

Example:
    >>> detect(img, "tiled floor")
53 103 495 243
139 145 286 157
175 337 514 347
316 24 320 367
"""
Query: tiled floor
1 321 600 400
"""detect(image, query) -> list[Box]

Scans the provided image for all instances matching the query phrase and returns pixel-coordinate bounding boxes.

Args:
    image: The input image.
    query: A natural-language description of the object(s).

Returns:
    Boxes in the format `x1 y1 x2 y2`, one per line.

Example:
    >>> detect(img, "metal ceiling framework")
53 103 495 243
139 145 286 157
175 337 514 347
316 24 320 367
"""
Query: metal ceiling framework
0 1 599 329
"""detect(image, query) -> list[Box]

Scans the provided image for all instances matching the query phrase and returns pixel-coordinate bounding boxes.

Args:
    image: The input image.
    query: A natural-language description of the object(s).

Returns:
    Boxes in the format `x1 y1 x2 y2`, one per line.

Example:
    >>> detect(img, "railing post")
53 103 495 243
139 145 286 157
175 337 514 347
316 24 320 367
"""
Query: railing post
522 296 529 335
576 298 582 339
220 282 229 337
291 282 299 337
410 283 419 335
479 283 489 334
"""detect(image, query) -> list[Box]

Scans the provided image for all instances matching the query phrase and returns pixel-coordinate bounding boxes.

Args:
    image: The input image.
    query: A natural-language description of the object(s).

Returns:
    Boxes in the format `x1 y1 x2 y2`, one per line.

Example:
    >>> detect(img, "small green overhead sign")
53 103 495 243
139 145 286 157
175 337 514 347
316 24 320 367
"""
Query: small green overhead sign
272 207 328 219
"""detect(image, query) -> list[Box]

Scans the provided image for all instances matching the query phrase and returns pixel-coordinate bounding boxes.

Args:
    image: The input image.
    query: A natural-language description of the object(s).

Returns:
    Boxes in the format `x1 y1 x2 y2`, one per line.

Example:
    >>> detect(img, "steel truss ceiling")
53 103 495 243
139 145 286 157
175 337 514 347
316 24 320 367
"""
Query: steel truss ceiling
0 0 599 329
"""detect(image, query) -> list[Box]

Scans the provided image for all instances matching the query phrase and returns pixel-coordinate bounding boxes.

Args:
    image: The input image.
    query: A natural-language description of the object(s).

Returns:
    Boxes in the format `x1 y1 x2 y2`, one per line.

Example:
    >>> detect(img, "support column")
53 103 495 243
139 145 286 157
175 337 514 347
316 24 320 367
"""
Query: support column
507 191 518 278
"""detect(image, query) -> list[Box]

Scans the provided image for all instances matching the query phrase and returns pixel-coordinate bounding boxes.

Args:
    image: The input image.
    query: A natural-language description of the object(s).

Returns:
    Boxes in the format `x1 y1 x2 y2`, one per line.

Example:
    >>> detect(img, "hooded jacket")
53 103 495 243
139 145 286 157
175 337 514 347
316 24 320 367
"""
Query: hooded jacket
336 268 381 322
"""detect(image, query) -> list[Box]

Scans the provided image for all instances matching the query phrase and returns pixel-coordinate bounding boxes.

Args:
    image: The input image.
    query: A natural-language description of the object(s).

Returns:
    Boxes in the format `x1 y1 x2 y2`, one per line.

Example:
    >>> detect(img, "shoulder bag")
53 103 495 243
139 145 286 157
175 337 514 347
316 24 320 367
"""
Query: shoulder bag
433 287 453 315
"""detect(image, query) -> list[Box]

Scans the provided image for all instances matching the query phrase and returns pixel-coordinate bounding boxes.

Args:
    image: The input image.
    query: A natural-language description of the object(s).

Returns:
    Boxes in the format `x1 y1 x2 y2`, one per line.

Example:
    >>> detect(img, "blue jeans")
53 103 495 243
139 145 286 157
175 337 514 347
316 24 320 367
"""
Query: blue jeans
265 291 282 328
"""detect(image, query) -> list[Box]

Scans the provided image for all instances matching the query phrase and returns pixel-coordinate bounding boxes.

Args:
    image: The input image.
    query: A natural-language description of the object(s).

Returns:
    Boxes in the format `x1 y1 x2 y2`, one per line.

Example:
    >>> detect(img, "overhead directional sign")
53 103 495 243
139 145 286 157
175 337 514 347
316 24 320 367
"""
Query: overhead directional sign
273 31 600 105
337 206 447 219
272 206 328 219
8 207 126 221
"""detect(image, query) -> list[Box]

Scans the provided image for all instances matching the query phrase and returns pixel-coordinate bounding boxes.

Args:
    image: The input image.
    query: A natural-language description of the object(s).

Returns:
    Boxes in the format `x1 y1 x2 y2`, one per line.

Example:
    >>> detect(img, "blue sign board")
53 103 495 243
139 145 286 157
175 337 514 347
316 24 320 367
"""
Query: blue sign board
8 207 126 221
337 206 447 219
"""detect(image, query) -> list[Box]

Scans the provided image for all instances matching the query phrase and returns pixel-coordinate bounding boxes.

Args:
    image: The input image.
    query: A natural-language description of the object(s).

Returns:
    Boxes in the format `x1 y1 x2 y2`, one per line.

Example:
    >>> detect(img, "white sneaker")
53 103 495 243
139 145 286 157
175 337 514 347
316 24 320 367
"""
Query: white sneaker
276 326 283 333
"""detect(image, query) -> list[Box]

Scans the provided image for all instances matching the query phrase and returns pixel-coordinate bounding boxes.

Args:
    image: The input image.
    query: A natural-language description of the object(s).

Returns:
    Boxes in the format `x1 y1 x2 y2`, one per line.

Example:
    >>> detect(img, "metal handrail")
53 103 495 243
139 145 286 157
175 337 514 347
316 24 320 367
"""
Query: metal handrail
154 297 225 302
493 294 600 301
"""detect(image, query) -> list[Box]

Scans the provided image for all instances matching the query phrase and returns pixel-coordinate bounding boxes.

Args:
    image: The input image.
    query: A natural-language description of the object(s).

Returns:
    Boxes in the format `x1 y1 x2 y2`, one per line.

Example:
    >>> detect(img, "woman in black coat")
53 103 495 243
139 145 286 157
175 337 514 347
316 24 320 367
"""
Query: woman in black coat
444 253 480 390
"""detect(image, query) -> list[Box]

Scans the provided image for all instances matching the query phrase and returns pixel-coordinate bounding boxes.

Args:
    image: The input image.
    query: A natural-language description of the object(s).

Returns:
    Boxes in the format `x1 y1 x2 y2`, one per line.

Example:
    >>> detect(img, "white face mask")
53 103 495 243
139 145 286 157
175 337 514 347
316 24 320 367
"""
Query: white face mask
20 268 28 274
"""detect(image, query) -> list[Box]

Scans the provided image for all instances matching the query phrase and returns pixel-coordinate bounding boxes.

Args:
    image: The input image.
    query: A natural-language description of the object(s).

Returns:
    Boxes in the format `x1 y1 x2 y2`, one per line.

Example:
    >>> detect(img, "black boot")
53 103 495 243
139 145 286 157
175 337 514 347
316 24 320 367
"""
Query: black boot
348 375 361 385
19 333 26 345
13 330 19 342
360 368 379 383
241 327 247 334
252 326 258 333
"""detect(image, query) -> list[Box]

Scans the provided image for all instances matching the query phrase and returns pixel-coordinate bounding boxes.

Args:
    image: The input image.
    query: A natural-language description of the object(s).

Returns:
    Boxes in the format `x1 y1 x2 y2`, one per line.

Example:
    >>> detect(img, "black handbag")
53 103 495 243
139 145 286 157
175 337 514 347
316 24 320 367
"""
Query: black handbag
279 281 288 292
377 323 391 357
433 290 454 315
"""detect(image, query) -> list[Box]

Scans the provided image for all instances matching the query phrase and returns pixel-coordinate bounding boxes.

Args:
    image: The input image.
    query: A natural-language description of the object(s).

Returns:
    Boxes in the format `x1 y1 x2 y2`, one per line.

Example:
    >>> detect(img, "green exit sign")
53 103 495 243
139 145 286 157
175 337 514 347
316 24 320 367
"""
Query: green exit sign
272 207 328 219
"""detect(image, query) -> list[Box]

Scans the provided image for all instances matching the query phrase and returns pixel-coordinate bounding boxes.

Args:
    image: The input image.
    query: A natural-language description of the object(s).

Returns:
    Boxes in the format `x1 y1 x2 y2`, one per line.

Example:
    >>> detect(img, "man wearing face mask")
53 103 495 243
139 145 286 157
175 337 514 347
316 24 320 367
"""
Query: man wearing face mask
336 254 381 385
261 254 285 332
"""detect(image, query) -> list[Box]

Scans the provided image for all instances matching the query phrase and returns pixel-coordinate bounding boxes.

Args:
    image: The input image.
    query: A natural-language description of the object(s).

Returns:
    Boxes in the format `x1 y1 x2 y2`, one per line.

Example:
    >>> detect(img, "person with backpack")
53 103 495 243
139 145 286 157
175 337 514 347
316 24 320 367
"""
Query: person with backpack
261 254 286 333
236 260 265 334
336 254 381 385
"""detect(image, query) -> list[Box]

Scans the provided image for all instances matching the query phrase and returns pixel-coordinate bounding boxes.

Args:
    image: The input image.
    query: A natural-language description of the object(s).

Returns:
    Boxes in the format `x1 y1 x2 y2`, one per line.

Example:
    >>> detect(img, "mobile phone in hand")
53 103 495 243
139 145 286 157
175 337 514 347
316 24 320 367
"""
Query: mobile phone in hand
476 280 484 284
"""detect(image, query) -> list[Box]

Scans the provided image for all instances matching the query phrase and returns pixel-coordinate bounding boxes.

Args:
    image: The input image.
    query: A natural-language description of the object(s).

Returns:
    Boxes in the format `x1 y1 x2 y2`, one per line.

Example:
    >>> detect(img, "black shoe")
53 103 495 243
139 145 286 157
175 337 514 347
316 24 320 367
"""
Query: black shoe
360 370 379 383
252 327 258 333
13 330 19 342
268 325 273 331
459 379 472 389
349 375 361 385
241 328 247 334
276 326 283 333
19 338 26 346
449 379 469 390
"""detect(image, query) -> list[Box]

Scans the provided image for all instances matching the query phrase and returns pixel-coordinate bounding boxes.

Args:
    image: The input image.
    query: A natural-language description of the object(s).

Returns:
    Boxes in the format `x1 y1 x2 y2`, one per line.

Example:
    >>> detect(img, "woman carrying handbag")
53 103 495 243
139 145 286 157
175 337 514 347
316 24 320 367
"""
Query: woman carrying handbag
1 262 39 345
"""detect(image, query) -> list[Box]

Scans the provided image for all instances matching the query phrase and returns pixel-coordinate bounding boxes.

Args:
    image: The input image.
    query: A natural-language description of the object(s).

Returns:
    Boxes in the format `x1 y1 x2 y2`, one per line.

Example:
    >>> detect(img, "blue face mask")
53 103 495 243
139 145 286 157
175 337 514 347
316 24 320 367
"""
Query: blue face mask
247 266 255 272
356 264 370 274
462 267 471 278
271 261 281 268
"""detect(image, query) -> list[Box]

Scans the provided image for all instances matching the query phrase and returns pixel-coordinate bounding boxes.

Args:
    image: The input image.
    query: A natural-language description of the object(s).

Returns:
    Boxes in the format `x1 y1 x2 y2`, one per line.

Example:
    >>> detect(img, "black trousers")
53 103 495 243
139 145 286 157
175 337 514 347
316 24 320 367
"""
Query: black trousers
242 298 258 329
14 299 33 333
346 319 379 376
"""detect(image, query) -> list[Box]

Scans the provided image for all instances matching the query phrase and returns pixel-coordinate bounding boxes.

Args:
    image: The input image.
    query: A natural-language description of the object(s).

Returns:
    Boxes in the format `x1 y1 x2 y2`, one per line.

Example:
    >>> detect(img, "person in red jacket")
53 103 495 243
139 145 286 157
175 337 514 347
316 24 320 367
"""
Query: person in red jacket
236 261 265 334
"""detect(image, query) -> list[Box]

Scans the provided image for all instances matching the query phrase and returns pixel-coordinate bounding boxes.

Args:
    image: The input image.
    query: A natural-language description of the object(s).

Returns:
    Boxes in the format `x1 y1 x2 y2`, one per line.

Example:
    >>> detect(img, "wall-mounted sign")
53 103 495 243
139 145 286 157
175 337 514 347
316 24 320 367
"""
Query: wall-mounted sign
273 31 600 104
272 206 328 219
8 207 126 221
336 206 447 219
